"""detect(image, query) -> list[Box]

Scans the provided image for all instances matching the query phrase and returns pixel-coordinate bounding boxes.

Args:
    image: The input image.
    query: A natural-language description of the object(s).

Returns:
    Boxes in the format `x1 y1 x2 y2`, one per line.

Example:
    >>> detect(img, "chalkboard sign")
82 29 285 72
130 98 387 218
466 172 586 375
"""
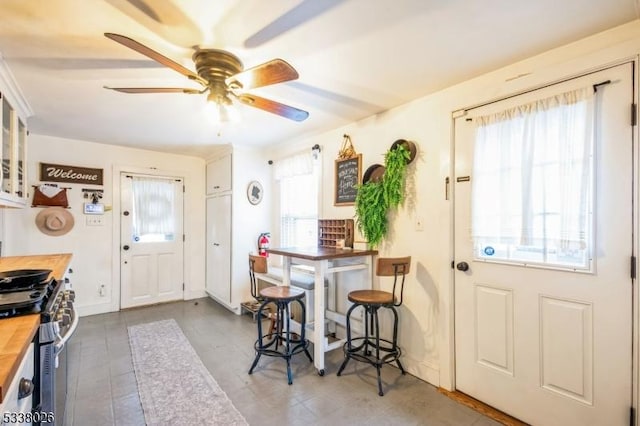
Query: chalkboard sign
334 154 362 206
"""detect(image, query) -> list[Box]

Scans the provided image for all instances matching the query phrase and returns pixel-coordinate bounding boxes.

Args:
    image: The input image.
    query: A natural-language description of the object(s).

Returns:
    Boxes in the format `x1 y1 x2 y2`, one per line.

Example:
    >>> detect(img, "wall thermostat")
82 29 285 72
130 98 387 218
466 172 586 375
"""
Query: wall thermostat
84 203 105 215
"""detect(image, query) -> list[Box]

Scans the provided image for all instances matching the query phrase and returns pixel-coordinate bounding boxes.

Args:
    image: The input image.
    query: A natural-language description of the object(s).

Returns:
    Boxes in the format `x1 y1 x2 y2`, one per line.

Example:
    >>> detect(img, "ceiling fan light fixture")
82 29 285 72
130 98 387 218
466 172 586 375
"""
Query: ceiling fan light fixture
205 97 240 124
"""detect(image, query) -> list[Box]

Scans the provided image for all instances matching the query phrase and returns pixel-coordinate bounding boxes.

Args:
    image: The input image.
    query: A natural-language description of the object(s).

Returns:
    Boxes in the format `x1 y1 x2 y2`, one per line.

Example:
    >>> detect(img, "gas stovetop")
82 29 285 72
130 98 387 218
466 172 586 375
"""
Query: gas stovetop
0 279 59 319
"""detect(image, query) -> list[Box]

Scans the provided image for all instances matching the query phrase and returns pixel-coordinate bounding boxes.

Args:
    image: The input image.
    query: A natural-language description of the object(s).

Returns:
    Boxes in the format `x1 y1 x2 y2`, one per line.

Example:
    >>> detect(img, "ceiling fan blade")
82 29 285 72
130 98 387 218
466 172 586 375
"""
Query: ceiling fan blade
237 94 309 122
104 33 207 86
244 0 345 48
104 87 202 94
226 59 298 90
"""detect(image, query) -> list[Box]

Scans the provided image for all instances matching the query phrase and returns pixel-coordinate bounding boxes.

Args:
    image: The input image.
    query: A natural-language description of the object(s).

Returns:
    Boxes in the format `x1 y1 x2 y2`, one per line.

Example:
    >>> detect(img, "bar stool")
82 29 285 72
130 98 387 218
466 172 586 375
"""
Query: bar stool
248 285 313 384
337 256 411 396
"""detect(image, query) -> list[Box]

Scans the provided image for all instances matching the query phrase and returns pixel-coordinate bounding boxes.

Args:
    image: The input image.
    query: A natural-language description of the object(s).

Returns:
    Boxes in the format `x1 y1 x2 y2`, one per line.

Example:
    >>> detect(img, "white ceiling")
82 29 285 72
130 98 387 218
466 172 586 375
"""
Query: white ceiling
0 0 637 157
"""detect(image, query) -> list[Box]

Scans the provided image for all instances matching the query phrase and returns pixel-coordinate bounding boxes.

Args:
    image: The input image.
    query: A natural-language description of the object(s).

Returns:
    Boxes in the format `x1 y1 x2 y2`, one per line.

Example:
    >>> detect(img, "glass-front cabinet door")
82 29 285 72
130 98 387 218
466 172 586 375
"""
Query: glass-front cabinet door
0 93 28 207
1 96 11 194
17 118 26 198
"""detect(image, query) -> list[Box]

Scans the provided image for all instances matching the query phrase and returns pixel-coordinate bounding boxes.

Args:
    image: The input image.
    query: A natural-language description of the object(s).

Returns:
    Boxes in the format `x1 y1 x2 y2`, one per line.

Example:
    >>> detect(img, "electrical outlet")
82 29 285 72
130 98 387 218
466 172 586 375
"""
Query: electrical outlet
86 216 104 226
415 216 424 231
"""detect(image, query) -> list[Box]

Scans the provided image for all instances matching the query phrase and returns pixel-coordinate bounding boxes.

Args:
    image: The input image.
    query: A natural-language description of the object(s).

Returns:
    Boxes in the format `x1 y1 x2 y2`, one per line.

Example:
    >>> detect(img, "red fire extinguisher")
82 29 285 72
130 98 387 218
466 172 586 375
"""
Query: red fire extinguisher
258 232 270 257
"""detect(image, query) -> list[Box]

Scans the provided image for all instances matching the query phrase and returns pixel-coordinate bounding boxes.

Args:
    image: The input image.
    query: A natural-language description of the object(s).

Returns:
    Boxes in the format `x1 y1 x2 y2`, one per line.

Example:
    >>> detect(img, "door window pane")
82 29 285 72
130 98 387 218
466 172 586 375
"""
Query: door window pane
471 87 594 270
131 177 176 242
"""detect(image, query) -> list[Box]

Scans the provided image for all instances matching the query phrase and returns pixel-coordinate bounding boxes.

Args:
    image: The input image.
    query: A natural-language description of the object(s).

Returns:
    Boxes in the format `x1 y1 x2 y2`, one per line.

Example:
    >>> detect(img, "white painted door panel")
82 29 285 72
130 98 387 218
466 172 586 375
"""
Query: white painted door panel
206 194 231 303
454 63 633 425
120 173 184 309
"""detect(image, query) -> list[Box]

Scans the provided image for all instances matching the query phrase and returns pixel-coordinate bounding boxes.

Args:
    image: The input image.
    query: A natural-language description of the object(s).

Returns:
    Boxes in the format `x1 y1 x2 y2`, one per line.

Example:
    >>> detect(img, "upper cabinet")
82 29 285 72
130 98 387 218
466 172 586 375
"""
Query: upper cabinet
206 153 232 194
0 57 31 208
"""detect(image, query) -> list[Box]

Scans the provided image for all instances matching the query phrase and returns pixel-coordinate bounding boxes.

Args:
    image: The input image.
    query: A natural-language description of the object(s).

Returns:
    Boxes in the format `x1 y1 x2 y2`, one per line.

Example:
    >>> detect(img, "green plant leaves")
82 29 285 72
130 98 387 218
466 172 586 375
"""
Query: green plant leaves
355 144 409 248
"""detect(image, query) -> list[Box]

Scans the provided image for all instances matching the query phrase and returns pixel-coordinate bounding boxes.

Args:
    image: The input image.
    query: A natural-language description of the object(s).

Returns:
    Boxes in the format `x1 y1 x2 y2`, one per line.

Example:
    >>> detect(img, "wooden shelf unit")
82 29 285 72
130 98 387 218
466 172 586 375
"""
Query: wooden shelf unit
318 219 354 248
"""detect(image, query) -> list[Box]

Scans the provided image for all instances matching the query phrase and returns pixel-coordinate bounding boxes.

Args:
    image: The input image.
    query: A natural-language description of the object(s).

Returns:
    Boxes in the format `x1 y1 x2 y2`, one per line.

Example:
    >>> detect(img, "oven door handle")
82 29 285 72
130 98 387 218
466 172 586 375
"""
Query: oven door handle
54 307 78 354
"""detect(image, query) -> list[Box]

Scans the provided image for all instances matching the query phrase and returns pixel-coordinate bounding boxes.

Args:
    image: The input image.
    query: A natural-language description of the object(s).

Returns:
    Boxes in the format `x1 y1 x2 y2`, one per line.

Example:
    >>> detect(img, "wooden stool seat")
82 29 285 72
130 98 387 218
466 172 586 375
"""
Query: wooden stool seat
347 290 394 305
259 285 305 302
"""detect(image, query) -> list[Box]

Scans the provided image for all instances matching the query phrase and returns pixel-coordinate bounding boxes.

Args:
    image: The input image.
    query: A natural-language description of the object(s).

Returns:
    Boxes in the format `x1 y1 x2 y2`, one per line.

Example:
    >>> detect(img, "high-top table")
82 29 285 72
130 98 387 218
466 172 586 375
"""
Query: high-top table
267 246 378 375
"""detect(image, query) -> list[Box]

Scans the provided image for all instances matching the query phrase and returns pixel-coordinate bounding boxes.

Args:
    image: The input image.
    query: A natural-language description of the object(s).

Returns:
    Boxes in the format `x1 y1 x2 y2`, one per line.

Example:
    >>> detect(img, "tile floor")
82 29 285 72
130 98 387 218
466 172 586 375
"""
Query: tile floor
64 297 501 426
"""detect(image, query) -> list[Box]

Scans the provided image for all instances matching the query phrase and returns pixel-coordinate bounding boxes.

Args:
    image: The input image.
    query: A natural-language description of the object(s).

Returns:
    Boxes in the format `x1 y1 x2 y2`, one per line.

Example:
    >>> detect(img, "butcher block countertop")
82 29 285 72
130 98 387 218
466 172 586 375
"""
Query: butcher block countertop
0 253 73 403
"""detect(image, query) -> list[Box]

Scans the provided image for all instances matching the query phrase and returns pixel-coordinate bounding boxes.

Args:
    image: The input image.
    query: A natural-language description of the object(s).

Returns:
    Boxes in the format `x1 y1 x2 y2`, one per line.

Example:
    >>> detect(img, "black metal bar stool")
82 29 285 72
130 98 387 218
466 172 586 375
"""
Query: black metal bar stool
248 285 313 384
337 256 411 396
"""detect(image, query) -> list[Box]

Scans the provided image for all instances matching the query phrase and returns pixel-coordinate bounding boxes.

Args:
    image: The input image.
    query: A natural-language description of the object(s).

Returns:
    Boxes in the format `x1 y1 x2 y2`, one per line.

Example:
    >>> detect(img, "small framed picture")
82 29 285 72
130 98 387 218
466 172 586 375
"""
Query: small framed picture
247 180 263 205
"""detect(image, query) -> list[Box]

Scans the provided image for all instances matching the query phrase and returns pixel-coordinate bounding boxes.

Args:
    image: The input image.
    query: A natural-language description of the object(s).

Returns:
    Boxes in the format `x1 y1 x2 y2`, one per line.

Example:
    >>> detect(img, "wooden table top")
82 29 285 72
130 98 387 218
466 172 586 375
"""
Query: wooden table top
0 253 73 403
268 246 378 261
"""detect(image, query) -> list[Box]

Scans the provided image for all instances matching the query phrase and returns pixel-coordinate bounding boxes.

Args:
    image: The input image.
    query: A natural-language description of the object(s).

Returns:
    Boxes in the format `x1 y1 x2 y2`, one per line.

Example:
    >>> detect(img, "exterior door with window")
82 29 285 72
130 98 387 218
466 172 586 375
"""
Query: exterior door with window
454 63 633 425
120 173 184 308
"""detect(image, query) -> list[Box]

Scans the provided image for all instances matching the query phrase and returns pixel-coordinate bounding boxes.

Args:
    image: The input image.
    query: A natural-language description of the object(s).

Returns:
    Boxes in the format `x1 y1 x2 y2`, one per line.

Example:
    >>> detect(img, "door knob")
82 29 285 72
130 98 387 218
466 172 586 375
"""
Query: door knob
18 378 34 399
123 245 130 251
456 261 469 272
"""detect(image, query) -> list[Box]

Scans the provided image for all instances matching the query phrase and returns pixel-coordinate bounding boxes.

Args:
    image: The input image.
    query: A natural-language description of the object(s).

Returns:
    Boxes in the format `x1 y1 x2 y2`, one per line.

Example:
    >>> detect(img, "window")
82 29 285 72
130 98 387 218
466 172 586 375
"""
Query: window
131 176 177 243
471 87 594 270
275 151 320 247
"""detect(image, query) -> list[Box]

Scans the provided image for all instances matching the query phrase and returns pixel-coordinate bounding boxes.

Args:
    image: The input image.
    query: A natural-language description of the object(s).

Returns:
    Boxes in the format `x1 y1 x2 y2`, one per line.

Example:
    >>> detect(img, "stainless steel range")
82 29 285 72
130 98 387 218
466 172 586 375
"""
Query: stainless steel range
0 269 77 426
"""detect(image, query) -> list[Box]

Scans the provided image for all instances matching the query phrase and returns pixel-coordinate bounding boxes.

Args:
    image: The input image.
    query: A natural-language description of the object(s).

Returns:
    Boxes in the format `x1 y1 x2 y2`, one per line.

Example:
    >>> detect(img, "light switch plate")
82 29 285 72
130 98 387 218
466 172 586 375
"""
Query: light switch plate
86 216 104 226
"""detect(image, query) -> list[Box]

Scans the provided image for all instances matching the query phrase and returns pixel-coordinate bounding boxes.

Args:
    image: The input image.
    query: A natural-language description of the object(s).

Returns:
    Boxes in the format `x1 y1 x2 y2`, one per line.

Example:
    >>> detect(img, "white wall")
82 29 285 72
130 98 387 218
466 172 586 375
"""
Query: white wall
4 134 206 317
265 20 640 389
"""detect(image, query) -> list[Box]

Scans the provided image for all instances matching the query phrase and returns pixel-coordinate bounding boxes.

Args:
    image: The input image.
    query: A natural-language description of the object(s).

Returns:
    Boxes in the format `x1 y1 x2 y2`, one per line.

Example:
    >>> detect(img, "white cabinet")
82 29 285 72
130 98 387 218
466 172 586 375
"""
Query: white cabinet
206 194 231 304
206 154 231 194
0 343 34 425
205 147 270 314
0 93 28 208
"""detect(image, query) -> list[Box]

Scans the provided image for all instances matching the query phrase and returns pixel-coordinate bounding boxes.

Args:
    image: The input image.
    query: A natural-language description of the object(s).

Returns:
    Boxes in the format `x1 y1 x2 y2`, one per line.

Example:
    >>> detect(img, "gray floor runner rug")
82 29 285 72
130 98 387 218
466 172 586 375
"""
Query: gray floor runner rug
128 319 248 426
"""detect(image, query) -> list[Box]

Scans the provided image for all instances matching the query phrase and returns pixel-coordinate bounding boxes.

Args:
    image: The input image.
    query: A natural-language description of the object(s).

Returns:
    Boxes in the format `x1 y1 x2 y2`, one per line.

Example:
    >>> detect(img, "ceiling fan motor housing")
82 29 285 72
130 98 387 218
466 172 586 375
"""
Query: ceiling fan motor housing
193 49 243 101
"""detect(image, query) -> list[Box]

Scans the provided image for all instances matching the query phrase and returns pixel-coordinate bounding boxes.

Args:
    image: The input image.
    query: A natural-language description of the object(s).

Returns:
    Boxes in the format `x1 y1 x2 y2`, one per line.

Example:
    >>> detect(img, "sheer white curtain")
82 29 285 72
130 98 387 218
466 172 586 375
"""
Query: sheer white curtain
275 151 318 247
132 176 176 242
471 87 594 259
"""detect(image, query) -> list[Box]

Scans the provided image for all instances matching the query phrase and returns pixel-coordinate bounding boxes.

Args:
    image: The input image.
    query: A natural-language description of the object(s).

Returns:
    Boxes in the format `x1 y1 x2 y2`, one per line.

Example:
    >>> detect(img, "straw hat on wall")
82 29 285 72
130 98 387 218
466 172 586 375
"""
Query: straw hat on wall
35 207 74 236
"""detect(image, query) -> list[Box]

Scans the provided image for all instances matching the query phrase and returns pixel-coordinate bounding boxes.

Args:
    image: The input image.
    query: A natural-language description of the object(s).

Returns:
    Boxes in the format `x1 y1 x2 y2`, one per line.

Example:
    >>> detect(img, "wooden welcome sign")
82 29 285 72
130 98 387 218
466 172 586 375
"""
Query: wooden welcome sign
40 162 103 185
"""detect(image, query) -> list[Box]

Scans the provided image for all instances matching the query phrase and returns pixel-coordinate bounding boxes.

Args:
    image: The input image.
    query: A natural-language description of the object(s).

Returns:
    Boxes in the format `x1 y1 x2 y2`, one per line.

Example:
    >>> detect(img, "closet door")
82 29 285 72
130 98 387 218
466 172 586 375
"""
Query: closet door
206 194 231 303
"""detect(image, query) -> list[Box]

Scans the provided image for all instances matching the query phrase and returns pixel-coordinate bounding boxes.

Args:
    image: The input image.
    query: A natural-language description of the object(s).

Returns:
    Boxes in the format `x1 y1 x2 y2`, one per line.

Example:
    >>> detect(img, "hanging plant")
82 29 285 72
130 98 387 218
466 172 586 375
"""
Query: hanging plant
355 180 387 248
355 142 413 248
382 144 410 208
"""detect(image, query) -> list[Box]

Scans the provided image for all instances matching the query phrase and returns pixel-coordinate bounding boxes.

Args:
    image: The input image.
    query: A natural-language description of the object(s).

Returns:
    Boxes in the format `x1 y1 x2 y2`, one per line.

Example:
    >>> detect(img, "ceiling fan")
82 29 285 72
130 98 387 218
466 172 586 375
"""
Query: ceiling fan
103 33 309 122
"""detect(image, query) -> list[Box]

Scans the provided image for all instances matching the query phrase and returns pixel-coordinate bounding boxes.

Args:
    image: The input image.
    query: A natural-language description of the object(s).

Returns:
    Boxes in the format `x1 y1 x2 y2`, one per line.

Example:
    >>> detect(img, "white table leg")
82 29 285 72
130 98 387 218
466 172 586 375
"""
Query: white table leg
313 260 327 374
282 256 291 286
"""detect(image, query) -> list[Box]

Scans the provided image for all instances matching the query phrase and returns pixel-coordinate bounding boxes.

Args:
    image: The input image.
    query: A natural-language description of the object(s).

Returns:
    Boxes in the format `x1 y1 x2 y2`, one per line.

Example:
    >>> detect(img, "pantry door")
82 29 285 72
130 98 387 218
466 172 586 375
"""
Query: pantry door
120 173 184 309
454 63 634 425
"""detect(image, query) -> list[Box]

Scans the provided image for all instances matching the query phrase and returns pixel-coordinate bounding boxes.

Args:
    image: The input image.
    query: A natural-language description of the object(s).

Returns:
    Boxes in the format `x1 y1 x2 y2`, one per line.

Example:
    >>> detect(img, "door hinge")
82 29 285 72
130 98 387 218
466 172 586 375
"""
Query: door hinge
631 256 636 280
183 234 185 242
632 103 637 126
451 260 455 269
182 283 185 291
183 185 185 193
630 406 635 426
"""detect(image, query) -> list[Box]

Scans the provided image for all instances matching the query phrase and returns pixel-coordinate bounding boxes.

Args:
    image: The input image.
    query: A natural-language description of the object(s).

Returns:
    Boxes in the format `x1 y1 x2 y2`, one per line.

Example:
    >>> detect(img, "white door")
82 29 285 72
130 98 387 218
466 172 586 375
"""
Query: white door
120 173 184 309
206 194 231 303
454 63 633 425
